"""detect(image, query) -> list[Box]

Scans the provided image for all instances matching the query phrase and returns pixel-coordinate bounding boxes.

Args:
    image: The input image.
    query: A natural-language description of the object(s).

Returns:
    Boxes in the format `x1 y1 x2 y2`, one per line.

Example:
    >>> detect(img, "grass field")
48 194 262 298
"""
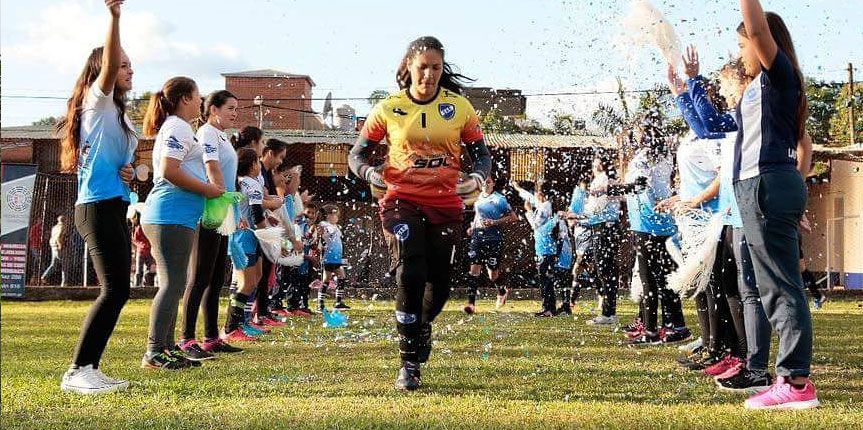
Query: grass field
2 297 862 430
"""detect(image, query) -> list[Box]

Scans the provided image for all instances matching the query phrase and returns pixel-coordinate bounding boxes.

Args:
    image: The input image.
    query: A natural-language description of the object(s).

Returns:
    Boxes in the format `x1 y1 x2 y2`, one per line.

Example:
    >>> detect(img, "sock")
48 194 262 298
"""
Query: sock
317 290 326 310
335 278 346 303
562 287 571 307
468 274 480 304
244 289 255 323
226 292 250 331
493 279 506 296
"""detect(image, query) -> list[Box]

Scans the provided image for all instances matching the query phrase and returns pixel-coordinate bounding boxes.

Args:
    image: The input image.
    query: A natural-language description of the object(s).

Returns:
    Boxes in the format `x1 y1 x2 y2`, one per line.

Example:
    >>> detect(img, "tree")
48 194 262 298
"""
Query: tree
550 112 584 135
828 84 863 146
126 92 152 129
806 81 842 146
32 116 59 126
479 108 521 134
367 90 390 108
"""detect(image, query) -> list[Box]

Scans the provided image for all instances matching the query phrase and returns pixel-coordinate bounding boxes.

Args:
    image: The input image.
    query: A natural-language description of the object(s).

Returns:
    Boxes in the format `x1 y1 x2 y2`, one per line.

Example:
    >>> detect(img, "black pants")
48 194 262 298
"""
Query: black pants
273 265 313 310
71 198 131 367
255 254 274 317
182 226 227 341
587 223 620 317
705 226 747 358
381 198 461 363
536 255 557 312
634 232 685 333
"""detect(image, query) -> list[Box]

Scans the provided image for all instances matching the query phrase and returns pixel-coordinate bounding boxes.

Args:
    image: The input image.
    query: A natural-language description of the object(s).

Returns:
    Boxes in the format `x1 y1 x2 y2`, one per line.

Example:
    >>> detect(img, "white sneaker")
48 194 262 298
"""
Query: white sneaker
60 365 121 394
586 315 618 326
93 368 130 391
678 336 703 353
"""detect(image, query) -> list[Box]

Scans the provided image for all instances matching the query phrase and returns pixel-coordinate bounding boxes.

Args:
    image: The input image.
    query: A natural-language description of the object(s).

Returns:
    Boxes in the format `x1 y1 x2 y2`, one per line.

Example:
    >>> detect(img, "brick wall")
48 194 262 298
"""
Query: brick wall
225 76 314 129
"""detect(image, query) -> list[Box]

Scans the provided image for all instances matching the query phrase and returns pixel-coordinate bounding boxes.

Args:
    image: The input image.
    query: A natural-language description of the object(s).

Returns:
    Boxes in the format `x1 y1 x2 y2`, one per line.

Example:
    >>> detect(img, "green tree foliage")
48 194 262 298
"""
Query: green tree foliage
367 90 390 108
31 116 59 126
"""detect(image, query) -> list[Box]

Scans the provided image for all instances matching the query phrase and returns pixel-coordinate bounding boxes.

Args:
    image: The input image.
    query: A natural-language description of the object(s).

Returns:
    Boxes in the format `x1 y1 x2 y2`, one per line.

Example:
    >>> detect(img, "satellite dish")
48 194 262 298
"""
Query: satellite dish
321 92 333 128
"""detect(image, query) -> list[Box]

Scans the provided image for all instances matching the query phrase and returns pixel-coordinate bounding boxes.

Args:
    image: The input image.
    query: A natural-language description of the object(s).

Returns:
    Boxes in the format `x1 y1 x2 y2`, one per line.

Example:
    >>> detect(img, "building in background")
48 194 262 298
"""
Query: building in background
222 69 321 130
463 87 527 117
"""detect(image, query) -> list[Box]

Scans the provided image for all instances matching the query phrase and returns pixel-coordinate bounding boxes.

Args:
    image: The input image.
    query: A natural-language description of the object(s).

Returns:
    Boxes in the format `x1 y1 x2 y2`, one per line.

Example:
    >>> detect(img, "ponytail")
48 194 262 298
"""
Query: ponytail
142 76 197 137
231 125 263 149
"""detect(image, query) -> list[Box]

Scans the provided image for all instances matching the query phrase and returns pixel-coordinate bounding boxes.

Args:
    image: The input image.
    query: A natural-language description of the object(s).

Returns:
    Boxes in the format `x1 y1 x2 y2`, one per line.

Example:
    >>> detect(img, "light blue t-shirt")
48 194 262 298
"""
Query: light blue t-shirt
568 186 586 214
320 221 343 264
471 191 512 242
555 218 573 270
718 132 744 227
76 86 138 205
676 134 721 213
625 150 677 236
197 123 237 192
141 116 206 229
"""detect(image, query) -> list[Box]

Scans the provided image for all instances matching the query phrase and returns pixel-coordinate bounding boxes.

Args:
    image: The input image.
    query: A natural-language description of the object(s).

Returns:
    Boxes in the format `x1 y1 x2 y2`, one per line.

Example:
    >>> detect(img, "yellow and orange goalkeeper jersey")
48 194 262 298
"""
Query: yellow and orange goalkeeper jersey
360 88 484 208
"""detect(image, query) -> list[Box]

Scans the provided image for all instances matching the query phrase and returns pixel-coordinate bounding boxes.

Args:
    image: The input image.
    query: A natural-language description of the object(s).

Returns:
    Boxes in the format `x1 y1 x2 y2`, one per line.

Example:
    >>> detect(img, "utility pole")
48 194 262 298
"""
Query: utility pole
848 63 856 147
254 95 264 130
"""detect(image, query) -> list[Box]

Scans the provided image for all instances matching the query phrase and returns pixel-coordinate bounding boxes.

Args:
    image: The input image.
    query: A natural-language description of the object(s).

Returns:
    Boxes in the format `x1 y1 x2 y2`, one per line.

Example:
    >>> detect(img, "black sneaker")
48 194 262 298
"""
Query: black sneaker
556 303 572 315
627 332 662 347
395 361 421 391
676 346 705 366
141 351 188 370
716 368 773 394
417 323 433 364
333 301 351 310
622 317 643 335
534 310 555 317
167 346 202 367
662 327 692 344
684 352 721 371
178 340 216 361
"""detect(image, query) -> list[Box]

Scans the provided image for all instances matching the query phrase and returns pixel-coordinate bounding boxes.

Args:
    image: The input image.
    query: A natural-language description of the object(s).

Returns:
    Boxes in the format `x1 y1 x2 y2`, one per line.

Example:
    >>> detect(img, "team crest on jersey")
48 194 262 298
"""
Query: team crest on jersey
438 103 455 120
744 86 759 103
204 143 217 154
392 223 410 241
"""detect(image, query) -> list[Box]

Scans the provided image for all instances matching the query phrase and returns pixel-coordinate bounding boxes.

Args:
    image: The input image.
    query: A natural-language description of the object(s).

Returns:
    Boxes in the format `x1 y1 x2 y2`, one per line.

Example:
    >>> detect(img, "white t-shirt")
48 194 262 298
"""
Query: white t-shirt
197 123 238 192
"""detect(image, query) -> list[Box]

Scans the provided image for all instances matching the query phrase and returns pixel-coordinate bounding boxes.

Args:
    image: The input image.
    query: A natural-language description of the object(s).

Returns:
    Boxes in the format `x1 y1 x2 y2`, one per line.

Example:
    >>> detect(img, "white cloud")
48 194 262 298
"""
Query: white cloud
2 0 245 80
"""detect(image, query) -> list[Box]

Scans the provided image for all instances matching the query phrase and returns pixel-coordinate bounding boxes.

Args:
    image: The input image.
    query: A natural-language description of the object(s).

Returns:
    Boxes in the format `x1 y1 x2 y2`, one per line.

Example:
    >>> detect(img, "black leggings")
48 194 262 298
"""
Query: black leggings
71 198 131 368
537 255 557 312
381 198 461 363
255 255 274 317
182 226 227 341
706 226 747 358
583 223 621 317
634 232 685 332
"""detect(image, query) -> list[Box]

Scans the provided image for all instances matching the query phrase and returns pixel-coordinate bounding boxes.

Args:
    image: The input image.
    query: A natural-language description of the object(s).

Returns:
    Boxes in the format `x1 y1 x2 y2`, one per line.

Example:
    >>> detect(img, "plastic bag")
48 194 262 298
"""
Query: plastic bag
202 192 245 230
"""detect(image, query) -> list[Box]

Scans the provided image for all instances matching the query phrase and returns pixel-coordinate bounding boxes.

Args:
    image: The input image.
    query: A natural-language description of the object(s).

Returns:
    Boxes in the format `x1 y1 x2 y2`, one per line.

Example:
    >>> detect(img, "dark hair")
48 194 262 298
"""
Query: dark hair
231 126 263 149
321 204 340 216
540 181 555 198
593 149 619 180
737 12 807 139
236 147 260 177
304 202 319 212
202 90 237 122
493 177 508 193
263 138 288 155
397 36 474 95
57 47 135 172
275 162 293 173
142 76 197 136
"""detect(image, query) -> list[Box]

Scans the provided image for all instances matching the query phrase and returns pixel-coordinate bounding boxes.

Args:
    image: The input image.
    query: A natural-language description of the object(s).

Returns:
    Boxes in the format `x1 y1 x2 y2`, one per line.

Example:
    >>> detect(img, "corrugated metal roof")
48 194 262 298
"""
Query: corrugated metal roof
1 125 614 148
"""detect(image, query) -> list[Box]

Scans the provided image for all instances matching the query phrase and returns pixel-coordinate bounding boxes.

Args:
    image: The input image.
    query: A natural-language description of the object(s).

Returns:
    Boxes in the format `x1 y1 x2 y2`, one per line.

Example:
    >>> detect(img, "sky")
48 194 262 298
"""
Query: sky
1 0 861 128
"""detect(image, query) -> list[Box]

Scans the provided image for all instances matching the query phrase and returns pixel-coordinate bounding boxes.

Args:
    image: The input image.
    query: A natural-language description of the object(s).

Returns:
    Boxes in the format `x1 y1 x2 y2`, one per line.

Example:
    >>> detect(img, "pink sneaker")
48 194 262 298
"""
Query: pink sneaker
327 281 338 292
309 279 324 290
743 376 820 410
714 360 744 380
703 354 741 376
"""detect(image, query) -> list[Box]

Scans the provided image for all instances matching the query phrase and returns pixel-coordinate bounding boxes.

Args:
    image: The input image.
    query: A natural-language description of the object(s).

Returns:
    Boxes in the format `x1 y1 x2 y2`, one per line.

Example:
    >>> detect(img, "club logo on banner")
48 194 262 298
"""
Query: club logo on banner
1 163 38 298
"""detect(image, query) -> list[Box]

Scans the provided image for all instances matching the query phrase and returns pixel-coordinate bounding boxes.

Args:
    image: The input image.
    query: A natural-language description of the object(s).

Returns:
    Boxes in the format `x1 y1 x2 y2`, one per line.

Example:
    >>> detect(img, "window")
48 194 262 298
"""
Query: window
509 148 545 182
314 144 349 177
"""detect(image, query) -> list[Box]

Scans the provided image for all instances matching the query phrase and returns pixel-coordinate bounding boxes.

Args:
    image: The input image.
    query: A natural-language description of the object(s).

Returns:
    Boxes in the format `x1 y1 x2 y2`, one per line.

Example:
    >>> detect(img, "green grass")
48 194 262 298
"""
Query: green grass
2 297 862 430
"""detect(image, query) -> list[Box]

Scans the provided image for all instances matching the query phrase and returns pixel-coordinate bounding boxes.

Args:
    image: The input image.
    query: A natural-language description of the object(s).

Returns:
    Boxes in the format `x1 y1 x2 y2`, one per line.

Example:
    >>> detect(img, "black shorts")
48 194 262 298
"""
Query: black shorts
468 237 502 270
323 263 342 272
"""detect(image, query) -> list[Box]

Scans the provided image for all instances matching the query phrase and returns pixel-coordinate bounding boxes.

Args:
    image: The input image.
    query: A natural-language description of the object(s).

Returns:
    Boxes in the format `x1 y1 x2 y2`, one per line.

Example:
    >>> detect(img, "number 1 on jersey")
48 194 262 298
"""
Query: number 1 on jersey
421 112 426 128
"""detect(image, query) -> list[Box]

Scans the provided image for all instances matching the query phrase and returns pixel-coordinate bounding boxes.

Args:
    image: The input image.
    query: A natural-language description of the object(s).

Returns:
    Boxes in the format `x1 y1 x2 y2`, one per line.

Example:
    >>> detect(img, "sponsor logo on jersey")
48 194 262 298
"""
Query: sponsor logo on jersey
392 107 408 116
438 103 455 120
166 135 184 150
204 143 218 154
744 86 759 103
411 155 451 169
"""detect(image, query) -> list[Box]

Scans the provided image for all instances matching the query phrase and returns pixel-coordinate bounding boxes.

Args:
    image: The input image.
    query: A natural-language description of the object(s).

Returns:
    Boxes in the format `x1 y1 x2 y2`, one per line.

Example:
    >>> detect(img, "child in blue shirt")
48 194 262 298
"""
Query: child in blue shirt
318 204 349 311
